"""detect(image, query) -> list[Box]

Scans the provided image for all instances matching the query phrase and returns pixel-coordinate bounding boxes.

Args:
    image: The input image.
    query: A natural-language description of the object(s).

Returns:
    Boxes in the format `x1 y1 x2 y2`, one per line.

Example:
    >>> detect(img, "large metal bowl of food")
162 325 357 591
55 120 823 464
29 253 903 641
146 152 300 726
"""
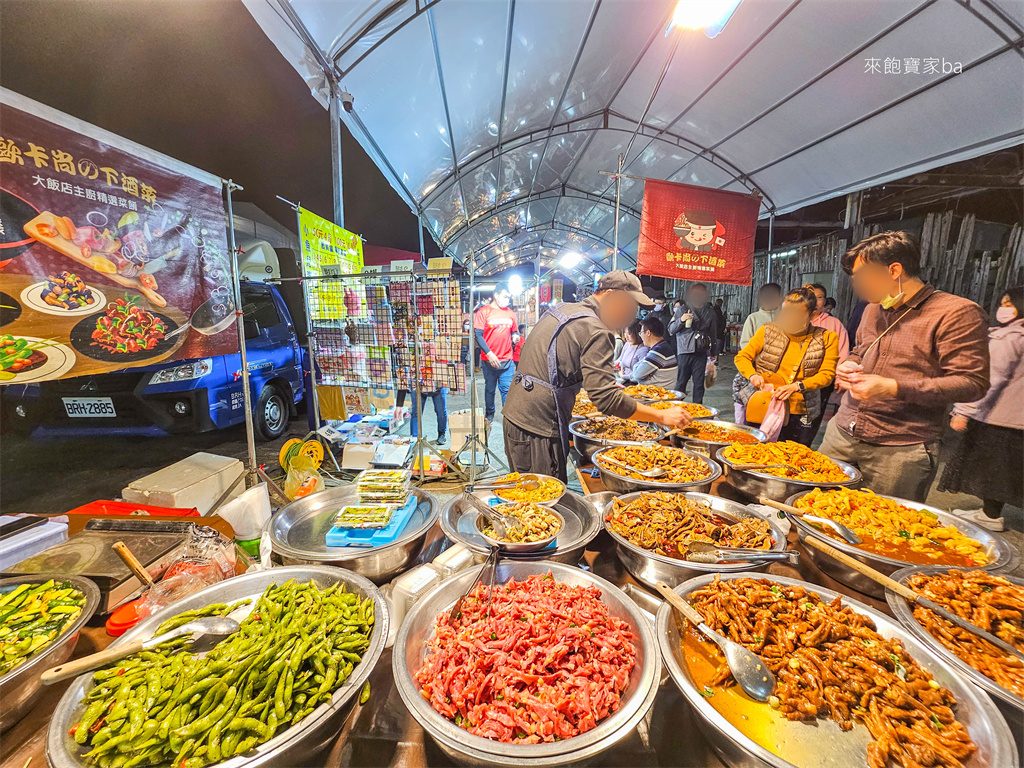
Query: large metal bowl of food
592 444 721 494
886 566 1024 712
568 415 666 464
715 444 861 501
441 491 601 565
394 560 661 767
47 565 389 768
602 491 789 588
267 486 439 583
669 419 766 455
487 472 566 507
649 400 720 420
622 384 683 402
0 575 100 732
657 572 1018 768
786 488 1017 598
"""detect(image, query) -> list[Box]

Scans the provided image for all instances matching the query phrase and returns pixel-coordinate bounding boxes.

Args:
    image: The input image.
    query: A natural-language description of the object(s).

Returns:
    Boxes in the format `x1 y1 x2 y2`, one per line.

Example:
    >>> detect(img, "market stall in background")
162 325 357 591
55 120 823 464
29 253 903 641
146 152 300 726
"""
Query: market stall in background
2 1 1024 768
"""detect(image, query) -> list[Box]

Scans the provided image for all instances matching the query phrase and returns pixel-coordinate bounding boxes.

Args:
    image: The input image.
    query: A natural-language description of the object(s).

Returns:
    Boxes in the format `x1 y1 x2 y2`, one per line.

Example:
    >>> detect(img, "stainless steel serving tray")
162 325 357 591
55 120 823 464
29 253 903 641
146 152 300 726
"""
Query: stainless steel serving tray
592 444 721 494
568 416 667 464
441 491 601 565
267 485 439 583
603 491 788 588
786 489 1017 598
716 446 861 501
650 399 720 420
47 566 389 768
669 419 767 455
657 572 1018 768
0 575 100 733
887 565 1024 712
393 560 661 767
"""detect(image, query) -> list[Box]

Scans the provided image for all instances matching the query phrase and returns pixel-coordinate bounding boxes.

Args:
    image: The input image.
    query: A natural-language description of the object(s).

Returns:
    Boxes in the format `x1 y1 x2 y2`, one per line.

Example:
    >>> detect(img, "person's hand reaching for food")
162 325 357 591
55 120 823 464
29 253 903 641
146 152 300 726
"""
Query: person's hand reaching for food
655 406 692 430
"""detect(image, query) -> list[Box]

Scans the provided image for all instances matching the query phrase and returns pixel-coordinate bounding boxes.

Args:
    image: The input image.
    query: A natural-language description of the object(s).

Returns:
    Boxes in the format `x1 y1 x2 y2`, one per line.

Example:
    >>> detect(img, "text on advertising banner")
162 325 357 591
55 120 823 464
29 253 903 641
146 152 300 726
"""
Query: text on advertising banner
636 178 760 286
0 88 237 384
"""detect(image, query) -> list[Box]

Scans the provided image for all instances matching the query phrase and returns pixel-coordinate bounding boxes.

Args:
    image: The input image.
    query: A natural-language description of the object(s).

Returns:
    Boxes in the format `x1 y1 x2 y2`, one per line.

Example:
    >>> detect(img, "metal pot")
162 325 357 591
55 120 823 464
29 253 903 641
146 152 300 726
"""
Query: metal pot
267 485 439 583
393 560 661 767
603 492 789 588
715 446 861 501
441 491 601 565
0 575 100 732
657 572 1018 768
47 566 389 768
886 565 1024 711
592 445 721 494
787 490 1018 598
669 419 767 455
568 416 666 465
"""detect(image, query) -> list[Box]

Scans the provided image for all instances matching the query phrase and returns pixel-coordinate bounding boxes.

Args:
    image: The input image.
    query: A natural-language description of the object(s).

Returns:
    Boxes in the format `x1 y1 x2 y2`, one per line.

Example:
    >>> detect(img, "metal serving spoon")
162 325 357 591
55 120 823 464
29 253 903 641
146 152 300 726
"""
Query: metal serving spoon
758 497 862 545
685 541 800 564
42 616 240 685
598 454 667 479
655 581 776 702
472 473 542 492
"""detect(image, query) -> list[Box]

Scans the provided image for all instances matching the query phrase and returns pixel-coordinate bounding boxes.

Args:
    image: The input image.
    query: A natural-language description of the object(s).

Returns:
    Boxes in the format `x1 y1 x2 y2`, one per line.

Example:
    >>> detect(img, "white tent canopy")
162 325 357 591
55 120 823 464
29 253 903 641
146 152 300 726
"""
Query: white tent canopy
244 0 1024 283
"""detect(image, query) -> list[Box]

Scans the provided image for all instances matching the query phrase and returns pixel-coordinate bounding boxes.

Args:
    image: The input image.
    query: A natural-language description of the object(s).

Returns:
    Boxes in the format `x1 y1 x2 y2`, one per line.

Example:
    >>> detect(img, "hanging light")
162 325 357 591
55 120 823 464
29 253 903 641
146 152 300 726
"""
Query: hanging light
560 250 583 269
508 274 524 295
672 0 742 37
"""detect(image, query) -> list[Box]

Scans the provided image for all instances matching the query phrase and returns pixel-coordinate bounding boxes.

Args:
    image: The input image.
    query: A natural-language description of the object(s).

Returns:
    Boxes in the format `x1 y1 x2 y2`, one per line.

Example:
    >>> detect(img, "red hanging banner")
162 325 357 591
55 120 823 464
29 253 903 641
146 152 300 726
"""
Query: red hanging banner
636 179 760 286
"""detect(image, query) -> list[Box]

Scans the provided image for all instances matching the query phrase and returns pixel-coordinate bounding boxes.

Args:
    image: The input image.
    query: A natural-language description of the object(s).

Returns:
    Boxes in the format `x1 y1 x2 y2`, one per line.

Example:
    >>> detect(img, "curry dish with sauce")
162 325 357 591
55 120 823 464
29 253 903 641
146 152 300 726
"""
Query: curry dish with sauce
793 488 990 567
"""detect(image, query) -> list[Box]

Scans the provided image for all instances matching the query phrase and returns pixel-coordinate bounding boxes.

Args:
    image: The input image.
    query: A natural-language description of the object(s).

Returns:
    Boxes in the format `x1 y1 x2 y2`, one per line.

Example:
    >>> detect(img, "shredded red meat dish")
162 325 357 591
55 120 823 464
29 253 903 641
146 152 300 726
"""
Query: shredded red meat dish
416 574 638 744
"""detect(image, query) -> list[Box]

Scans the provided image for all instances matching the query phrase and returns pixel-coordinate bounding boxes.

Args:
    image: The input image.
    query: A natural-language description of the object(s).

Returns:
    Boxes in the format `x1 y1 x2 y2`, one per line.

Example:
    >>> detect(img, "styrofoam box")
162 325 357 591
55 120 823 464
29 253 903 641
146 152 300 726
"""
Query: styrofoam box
122 452 244 516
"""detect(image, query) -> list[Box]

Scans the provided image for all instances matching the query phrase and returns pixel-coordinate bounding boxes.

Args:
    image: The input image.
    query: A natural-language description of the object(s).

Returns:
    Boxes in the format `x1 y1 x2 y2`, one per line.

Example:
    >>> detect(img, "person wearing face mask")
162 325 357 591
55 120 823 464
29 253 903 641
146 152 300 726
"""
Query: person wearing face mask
820 231 989 501
734 287 839 445
938 286 1024 531
647 295 672 329
473 287 519 425
503 271 692 480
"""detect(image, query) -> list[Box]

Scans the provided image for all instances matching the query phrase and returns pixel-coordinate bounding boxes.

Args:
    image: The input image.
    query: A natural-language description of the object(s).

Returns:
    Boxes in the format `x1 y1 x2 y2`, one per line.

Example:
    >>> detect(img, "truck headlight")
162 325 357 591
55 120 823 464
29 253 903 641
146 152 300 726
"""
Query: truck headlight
149 358 213 385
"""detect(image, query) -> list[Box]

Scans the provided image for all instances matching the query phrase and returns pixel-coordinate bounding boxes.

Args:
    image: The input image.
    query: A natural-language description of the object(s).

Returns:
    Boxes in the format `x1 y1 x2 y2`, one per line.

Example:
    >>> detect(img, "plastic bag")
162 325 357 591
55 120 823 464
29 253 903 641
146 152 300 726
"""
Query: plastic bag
760 398 788 442
284 454 324 500
704 359 718 389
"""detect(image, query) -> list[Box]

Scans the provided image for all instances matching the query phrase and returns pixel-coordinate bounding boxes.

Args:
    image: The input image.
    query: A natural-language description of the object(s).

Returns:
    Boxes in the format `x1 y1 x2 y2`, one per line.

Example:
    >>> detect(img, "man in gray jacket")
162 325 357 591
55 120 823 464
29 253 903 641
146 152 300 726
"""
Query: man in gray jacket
668 282 716 403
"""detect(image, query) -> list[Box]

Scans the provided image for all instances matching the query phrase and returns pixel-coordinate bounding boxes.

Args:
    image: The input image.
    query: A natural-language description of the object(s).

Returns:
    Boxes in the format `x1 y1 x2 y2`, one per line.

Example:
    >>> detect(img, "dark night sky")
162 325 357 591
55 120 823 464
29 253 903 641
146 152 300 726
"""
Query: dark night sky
0 0 438 256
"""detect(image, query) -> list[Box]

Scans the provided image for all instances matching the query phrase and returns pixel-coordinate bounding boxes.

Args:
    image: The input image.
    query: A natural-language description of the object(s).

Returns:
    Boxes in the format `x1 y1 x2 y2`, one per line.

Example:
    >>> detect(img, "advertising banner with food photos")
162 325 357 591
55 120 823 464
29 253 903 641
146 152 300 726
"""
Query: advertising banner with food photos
0 88 237 384
636 178 760 286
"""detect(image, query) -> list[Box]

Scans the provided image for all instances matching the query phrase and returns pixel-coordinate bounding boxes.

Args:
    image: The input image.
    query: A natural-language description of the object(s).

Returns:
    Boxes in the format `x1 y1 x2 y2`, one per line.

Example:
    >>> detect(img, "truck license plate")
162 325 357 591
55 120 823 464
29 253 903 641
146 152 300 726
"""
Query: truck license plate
62 397 116 418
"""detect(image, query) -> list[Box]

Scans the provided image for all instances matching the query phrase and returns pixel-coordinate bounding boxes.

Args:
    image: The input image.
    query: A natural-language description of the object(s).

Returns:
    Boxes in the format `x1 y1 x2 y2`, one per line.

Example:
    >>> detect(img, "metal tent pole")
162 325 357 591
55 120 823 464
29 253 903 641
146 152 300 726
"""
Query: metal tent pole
765 212 776 284
468 260 479 479
612 152 623 271
225 180 257 481
329 85 345 228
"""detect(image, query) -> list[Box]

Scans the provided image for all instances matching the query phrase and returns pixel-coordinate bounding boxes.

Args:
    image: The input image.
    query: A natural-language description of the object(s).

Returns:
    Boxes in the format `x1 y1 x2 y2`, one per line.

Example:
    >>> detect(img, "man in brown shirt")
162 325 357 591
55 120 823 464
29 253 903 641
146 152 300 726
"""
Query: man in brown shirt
820 231 989 501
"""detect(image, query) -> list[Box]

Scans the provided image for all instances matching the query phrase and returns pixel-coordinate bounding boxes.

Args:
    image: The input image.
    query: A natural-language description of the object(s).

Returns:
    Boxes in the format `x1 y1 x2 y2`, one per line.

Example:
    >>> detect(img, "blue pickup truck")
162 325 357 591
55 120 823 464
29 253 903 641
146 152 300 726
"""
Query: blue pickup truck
2 281 305 439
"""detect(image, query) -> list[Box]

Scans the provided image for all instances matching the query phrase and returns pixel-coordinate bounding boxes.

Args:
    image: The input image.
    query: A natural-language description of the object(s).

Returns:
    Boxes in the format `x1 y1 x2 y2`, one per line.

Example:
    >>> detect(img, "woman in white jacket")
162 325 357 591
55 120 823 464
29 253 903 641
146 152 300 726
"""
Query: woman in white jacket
940 286 1024 531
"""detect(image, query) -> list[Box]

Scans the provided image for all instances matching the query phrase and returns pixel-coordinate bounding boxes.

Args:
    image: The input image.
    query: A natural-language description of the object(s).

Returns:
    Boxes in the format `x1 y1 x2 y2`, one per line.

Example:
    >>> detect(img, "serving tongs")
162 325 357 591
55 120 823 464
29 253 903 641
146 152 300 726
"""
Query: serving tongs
654 581 775 702
798 535 1024 664
447 544 500 625
470 473 542 492
460 492 521 540
597 455 667 479
759 497 862 545
684 541 799 565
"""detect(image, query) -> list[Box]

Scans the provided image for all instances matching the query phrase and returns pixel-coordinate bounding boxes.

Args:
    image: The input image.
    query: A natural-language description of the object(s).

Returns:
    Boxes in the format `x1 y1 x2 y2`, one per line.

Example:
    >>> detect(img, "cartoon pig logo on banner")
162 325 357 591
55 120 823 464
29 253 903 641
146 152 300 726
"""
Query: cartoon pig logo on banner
673 210 726 253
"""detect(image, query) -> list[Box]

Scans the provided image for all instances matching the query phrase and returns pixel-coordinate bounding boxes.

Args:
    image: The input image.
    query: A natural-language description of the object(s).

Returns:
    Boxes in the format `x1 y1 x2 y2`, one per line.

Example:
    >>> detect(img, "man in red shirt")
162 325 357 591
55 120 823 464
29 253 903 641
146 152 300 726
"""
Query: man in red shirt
473 288 519 423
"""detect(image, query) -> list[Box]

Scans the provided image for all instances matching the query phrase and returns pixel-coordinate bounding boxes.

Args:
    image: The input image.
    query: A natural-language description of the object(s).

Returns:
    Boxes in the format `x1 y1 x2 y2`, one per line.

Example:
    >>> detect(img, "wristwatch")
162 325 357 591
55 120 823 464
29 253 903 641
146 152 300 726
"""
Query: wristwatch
798 381 807 393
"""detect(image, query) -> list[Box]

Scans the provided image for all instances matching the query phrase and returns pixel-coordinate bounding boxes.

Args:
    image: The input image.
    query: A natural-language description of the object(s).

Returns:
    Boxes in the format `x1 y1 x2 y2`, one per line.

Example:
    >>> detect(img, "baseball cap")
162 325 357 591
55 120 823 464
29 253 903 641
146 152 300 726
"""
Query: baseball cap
597 270 654 307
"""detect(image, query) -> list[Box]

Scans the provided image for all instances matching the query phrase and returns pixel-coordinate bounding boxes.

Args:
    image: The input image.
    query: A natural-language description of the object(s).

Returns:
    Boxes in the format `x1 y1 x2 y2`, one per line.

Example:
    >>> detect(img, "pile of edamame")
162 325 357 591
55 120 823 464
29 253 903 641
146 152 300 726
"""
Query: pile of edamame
70 579 375 768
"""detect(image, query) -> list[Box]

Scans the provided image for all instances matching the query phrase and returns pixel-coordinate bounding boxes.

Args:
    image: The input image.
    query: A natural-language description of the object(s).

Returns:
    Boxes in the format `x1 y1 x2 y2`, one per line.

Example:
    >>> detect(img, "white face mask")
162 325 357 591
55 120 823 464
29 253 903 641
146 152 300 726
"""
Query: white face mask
996 306 1019 325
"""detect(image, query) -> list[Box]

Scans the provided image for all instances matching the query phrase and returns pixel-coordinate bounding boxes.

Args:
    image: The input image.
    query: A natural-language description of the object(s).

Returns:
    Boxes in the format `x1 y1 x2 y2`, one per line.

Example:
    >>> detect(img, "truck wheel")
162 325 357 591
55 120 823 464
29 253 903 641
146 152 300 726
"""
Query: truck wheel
255 385 288 440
